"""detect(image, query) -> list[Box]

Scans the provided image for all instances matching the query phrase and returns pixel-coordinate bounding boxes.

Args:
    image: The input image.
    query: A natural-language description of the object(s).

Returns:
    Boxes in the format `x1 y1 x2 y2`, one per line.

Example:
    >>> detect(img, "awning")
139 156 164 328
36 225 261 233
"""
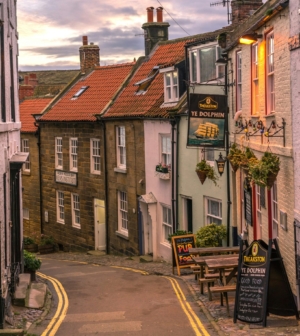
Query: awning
139 192 157 204
9 152 29 170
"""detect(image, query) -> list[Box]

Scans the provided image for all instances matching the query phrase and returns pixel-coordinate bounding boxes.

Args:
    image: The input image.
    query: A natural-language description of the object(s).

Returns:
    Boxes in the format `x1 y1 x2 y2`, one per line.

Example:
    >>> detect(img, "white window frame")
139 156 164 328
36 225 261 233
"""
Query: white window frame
271 181 278 238
189 43 225 84
206 197 222 225
90 139 101 174
162 205 172 243
23 208 29 220
21 139 30 171
164 70 179 103
205 149 214 165
55 137 63 170
116 126 126 169
71 193 80 228
266 31 275 114
236 51 242 112
118 191 128 236
252 43 259 115
70 138 78 172
161 135 171 167
256 185 262 239
56 191 65 224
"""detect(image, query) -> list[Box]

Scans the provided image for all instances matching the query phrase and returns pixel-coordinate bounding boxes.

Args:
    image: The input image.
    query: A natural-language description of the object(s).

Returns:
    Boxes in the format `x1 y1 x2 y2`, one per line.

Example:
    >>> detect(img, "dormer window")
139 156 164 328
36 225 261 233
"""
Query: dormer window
164 71 178 102
71 86 89 100
189 43 224 84
134 66 159 95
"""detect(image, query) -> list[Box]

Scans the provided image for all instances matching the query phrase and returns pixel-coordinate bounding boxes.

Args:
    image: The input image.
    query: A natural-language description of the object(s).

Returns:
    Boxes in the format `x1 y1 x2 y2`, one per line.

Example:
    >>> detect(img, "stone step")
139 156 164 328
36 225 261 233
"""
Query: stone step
13 274 31 307
139 255 153 263
25 282 47 309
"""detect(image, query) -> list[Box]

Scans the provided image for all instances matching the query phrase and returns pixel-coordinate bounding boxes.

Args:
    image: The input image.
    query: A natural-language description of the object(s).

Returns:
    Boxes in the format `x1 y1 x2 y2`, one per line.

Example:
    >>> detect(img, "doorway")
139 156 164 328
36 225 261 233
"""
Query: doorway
182 197 193 232
94 199 106 251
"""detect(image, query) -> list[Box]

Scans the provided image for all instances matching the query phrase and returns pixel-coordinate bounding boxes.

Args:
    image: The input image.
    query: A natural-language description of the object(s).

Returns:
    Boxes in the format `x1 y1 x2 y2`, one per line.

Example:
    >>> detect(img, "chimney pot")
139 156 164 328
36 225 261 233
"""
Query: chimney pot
82 36 88 46
147 7 154 23
156 7 163 23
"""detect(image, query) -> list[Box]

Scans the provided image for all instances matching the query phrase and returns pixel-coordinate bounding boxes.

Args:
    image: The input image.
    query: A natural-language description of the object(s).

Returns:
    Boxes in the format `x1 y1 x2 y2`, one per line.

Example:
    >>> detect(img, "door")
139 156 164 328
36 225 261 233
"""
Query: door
182 197 193 232
94 199 106 251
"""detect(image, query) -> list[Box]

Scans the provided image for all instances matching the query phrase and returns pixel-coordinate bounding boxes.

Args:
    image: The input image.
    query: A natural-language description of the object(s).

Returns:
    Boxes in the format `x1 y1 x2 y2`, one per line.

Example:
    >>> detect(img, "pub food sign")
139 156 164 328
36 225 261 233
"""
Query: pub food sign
187 93 226 148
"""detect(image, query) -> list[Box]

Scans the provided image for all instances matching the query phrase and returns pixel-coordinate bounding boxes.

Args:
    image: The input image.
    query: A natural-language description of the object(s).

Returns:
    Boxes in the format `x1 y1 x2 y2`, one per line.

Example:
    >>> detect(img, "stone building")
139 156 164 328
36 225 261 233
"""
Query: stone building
20 97 53 237
36 37 136 251
225 0 296 294
0 0 27 325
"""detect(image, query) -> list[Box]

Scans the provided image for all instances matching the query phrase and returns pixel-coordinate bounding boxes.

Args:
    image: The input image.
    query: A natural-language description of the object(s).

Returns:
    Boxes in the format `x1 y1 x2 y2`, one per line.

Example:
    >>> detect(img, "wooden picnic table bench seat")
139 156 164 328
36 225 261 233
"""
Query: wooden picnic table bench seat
209 285 236 316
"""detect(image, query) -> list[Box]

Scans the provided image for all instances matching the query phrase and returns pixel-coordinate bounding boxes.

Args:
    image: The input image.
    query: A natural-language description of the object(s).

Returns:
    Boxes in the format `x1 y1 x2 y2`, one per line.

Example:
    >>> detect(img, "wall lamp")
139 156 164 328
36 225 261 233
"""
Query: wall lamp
239 33 263 45
215 152 227 176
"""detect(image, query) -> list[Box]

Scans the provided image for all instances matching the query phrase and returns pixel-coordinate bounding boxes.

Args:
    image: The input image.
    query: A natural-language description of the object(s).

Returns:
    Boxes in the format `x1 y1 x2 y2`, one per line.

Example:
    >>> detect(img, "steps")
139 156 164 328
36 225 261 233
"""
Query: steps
13 273 47 309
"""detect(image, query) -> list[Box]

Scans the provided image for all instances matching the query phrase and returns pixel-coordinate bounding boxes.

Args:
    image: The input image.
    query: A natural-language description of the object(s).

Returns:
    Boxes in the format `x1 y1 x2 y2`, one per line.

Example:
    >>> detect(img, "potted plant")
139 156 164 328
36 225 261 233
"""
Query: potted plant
239 147 258 175
38 235 56 254
196 223 227 247
156 163 169 173
195 160 218 185
248 151 280 189
23 250 42 281
227 143 243 172
23 236 38 253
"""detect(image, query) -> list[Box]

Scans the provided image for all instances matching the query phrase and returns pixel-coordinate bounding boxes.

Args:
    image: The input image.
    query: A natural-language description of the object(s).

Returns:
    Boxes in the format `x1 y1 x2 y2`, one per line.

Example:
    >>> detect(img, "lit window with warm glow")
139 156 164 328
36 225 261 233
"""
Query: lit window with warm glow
236 51 242 112
252 43 259 115
266 31 275 114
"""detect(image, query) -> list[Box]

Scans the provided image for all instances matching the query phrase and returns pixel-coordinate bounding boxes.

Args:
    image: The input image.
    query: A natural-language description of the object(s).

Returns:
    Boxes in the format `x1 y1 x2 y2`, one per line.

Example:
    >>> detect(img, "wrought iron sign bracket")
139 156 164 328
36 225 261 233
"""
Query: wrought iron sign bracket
264 118 286 147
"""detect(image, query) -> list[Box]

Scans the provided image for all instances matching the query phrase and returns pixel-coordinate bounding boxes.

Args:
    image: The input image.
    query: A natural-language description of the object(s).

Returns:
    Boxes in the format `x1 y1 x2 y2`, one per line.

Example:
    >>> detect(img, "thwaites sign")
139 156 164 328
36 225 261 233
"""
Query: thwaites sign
187 93 227 148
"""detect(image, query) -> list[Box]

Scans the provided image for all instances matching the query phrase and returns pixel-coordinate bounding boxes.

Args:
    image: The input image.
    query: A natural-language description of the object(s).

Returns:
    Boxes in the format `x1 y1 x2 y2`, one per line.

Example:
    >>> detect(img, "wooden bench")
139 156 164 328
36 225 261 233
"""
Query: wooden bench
210 285 236 316
190 265 201 280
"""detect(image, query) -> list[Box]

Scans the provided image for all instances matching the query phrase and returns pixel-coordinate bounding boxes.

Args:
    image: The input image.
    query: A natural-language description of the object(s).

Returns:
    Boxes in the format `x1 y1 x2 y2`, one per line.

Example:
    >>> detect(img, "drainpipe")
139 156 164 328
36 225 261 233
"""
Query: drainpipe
99 119 109 254
35 123 43 235
170 116 178 232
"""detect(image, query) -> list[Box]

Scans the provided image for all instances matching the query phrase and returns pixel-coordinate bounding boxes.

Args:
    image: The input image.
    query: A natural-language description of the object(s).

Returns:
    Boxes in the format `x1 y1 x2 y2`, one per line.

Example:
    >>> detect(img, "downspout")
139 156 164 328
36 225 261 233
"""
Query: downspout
176 118 180 231
35 123 43 235
170 117 176 232
99 119 109 254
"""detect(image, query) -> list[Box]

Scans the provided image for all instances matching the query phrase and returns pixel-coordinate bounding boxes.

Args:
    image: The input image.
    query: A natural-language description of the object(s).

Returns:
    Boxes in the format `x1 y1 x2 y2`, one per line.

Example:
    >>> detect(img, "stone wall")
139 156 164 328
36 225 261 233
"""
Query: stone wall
105 120 146 256
39 122 104 251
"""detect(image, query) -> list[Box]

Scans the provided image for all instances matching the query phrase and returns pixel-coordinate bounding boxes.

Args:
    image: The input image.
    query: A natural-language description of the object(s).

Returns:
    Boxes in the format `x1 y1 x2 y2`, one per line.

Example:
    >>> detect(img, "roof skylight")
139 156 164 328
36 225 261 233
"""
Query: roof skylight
71 86 89 100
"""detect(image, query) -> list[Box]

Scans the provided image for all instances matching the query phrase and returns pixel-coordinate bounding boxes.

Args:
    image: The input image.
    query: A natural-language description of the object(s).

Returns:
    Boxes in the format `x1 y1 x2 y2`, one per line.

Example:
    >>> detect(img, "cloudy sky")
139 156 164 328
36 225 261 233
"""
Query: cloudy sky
17 0 233 71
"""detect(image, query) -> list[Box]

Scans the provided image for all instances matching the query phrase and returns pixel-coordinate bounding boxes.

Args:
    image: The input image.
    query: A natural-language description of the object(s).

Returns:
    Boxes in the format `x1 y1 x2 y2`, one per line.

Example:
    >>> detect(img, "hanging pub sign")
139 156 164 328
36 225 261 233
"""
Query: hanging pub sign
187 93 227 148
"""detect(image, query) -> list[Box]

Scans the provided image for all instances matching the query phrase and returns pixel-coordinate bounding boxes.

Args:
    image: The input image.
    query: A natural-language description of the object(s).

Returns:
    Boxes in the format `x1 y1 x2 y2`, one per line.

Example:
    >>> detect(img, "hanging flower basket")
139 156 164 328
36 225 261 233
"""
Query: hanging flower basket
230 161 239 172
196 171 207 184
266 172 278 189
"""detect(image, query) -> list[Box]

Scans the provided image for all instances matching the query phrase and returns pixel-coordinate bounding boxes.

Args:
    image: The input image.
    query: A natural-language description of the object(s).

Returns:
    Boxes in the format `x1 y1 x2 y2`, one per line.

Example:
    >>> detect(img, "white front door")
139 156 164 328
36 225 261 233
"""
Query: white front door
94 199 106 251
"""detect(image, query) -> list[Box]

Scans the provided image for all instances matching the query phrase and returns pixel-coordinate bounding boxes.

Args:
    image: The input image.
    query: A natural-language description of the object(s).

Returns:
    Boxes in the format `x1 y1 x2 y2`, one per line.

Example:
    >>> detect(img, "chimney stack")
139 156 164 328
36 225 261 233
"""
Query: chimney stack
231 0 263 25
157 7 163 23
142 7 170 57
79 35 100 74
147 7 154 23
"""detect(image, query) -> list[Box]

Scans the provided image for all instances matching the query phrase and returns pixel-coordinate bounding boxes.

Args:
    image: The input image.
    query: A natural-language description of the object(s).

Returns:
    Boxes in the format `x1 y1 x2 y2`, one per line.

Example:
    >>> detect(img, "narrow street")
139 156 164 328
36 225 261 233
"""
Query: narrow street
29 258 217 336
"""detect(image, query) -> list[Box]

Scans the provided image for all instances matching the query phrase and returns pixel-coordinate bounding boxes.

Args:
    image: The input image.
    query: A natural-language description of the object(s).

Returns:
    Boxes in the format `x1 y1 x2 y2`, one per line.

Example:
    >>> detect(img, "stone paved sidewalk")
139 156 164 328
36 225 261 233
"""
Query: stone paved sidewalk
19 251 300 336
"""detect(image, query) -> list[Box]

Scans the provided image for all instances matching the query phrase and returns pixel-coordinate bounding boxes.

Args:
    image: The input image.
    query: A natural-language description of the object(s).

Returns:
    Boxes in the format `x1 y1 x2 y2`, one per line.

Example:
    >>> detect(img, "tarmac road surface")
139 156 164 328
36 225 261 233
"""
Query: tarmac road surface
30 258 217 336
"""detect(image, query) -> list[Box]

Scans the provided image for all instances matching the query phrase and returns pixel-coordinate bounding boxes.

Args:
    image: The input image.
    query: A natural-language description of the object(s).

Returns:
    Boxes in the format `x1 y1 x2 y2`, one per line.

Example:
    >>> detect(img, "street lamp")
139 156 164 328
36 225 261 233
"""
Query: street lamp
216 152 227 176
239 33 262 45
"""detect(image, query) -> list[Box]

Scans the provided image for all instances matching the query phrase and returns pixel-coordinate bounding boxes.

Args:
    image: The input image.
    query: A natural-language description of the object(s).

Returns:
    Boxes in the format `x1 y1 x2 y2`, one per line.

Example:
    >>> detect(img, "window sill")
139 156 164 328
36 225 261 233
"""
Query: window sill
265 113 276 118
250 115 260 119
161 241 171 248
116 230 129 240
91 171 101 175
72 224 81 230
57 221 65 225
155 171 170 180
114 167 127 174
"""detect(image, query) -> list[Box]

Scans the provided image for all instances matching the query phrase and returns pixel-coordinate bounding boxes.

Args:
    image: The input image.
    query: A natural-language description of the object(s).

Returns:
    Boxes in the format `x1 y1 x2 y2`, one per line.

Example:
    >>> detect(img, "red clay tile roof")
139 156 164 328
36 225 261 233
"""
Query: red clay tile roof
20 98 53 132
40 63 135 122
103 40 190 119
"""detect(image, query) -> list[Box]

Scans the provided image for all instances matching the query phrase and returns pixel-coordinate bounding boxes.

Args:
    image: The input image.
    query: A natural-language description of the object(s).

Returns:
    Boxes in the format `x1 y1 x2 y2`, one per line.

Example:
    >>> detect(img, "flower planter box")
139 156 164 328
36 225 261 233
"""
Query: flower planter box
39 244 54 254
24 244 38 253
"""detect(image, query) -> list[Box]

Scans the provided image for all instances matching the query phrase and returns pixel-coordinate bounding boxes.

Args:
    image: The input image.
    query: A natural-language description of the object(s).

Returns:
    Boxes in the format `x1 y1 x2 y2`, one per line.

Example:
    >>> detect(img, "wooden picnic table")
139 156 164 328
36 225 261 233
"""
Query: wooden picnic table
204 256 239 315
189 246 240 256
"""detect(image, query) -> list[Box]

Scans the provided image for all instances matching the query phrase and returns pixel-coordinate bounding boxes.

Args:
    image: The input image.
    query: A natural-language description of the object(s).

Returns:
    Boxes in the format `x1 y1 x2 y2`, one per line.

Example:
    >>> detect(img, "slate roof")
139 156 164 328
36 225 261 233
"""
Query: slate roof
104 28 231 119
20 98 53 132
39 63 135 122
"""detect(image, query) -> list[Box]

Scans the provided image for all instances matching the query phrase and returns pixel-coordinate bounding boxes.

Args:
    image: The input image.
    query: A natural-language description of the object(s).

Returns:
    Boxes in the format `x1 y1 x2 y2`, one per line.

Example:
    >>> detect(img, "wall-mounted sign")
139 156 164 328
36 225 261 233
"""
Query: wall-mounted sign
187 93 227 148
55 170 77 186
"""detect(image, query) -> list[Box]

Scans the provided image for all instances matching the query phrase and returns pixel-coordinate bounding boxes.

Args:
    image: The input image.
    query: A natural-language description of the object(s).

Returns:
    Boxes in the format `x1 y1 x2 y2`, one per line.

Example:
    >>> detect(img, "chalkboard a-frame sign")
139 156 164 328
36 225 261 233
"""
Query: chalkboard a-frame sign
171 234 196 276
234 239 299 326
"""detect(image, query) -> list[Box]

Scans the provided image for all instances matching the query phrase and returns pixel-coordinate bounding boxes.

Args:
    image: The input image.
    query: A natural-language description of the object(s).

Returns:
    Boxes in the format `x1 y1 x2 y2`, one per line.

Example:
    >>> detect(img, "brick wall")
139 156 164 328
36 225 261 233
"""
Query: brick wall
228 8 297 291
79 44 100 74
231 0 263 25
39 122 104 251
105 120 146 256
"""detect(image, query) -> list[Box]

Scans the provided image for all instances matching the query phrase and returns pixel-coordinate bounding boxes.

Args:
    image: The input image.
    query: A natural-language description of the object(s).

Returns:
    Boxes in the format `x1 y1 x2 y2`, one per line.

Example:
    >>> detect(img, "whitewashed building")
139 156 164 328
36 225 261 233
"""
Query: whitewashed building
0 0 27 325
